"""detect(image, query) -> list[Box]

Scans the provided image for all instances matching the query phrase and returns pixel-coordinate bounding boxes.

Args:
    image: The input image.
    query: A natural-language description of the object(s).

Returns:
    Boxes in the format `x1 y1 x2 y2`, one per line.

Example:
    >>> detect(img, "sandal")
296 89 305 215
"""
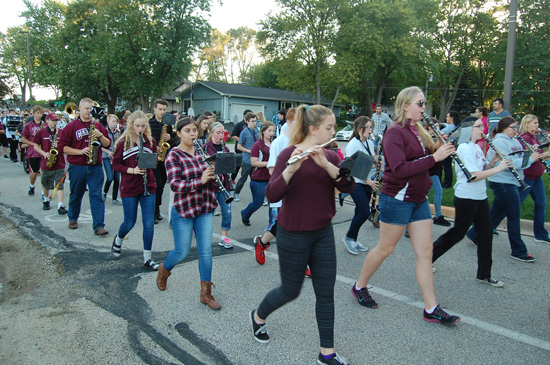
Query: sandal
144 259 160 271
111 235 122 258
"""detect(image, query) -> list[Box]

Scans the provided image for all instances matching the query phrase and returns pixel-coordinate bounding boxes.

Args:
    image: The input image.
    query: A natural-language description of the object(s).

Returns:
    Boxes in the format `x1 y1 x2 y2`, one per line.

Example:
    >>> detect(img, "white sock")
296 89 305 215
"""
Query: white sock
43 195 49 202
426 305 437 314
115 235 124 246
58 202 63 208
355 282 364 291
143 250 152 263
30 184 35 188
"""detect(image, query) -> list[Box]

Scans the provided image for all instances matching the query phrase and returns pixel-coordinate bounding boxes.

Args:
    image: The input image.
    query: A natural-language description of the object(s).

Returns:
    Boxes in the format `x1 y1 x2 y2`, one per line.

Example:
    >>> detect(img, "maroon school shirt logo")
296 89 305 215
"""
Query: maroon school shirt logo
75 127 89 141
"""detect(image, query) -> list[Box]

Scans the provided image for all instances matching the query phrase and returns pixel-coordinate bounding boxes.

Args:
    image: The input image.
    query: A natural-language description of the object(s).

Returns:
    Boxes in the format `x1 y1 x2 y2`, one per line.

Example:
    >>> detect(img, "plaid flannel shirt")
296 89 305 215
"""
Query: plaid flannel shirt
165 147 218 219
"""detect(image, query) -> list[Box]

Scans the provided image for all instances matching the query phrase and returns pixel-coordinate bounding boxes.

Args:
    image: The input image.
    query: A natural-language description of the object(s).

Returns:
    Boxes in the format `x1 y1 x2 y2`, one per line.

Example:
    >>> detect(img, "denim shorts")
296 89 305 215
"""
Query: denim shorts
379 193 432 226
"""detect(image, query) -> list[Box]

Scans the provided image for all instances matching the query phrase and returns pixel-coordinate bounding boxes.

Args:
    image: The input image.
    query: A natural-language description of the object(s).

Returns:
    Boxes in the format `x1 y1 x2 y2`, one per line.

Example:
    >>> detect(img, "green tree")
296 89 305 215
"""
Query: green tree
0 28 31 105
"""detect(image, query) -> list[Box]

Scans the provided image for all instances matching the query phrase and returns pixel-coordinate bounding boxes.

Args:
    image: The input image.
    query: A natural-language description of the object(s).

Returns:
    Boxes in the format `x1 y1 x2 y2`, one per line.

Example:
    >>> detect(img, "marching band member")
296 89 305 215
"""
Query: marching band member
110 111 159 270
156 117 221 310
466 116 540 262
57 98 111 235
432 117 511 287
32 113 68 214
102 114 122 205
21 105 45 196
250 105 354 365
203 121 233 249
342 116 378 255
351 86 460 325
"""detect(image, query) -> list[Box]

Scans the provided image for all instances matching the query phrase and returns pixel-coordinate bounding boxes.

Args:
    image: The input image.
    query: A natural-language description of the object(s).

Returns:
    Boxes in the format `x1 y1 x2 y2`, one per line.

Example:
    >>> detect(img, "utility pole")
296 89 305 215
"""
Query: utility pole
503 0 518 111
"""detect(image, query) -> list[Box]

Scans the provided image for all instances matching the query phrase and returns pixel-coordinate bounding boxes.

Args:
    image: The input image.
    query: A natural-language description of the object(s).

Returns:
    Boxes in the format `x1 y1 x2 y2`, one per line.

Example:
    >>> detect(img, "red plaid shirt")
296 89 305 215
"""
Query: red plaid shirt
165 147 218 219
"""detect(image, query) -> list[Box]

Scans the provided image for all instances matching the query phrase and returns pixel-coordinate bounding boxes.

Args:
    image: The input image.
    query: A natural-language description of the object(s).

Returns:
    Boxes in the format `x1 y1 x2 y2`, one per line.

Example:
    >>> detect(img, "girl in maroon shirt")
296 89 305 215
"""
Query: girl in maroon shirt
352 86 460 326
250 105 354 365
111 111 159 271
240 122 275 226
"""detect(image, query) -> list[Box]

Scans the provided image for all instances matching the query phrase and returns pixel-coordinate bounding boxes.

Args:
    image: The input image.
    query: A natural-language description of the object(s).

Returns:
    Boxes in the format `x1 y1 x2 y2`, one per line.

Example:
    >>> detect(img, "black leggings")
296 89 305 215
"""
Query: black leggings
257 223 336 348
432 197 493 278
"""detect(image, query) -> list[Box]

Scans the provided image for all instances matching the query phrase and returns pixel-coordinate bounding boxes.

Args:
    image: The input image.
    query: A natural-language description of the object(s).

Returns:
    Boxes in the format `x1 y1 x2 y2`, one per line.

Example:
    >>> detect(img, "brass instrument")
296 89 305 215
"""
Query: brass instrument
64 102 77 119
286 138 337 166
87 120 101 165
157 124 170 162
482 133 529 191
46 129 59 168
193 140 234 204
515 133 550 174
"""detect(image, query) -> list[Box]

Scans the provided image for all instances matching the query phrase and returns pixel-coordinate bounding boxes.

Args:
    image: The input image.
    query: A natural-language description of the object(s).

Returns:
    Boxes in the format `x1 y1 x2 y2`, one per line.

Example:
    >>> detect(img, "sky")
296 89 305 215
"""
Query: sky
2 0 279 99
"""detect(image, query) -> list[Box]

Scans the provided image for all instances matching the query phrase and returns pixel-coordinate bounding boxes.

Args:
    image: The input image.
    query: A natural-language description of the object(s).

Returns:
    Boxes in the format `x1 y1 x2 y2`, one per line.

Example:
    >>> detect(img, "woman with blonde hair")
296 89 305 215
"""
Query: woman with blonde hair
111 111 159 270
351 86 460 325
250 105 354 364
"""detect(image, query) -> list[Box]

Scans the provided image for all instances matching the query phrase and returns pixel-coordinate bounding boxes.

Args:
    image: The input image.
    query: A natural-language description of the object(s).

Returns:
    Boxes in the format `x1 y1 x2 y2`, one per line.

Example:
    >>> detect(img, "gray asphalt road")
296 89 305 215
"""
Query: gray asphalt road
0 156 549 364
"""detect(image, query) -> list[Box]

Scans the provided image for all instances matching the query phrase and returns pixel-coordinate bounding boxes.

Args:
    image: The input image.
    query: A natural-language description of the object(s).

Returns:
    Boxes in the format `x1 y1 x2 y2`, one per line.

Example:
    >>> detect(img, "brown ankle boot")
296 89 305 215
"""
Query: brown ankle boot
156 263 171 291
200 281 221 310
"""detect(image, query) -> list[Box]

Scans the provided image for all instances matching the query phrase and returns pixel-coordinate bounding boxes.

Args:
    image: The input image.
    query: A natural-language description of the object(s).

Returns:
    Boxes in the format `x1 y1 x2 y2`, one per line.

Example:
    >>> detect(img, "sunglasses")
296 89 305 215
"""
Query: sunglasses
414 100 427 107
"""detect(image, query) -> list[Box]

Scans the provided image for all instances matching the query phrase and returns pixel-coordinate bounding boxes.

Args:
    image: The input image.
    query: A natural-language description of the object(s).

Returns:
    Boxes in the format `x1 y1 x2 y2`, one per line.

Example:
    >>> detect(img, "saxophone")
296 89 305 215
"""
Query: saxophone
87 120 101 165
157 123 170 162
46 129 59 168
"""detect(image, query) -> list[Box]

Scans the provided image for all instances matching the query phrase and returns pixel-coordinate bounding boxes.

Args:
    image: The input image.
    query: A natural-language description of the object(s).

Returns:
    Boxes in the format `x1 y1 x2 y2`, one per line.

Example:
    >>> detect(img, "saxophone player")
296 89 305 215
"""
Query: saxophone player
58 98 111 235
33 113 68 214
148 98 174 224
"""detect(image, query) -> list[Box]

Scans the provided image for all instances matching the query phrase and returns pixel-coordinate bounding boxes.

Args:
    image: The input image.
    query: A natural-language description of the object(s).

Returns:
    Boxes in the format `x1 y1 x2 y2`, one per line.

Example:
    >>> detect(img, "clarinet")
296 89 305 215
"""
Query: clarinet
193 140 234 204
368 135 382 228
482 133 530 191
139 133 150 197
422 113 475 182
515 133 550 174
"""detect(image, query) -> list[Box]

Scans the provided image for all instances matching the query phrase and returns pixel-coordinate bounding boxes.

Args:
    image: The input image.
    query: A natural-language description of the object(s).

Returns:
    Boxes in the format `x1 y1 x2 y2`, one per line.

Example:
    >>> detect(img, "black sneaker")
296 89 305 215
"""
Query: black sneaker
42 201 50 210
338 193 344 207
423 305 460 325
28 186 35 196
144 259 159 271
317 352 349 365
510 254 535 263
433 216 451 226
250 310 270 343
351 283 378 308
58 206 68 215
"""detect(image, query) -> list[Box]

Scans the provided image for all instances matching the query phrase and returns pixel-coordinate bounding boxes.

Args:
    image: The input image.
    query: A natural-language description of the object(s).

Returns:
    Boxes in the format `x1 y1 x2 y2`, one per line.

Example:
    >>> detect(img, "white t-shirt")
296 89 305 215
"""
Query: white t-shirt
454 142 488 200
345 137 375 184
267 133 290 208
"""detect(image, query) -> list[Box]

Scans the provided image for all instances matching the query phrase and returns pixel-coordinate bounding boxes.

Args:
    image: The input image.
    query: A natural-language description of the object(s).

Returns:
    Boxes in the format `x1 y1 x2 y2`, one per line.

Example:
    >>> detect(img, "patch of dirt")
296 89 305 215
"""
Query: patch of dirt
0 216 64 303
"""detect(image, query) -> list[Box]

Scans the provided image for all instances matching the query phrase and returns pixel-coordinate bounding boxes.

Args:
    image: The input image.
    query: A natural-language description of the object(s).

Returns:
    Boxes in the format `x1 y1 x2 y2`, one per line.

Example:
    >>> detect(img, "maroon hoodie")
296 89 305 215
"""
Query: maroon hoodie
112 137 158 197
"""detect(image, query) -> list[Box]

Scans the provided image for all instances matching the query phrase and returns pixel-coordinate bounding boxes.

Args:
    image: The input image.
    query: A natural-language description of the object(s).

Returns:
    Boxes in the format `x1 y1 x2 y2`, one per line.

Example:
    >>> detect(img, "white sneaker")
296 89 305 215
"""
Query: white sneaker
476 277 504 288
263 200 268 206
355 241 368 252
218 236 233 249
342 236 358 255
213 209 221 216
233 194 240 202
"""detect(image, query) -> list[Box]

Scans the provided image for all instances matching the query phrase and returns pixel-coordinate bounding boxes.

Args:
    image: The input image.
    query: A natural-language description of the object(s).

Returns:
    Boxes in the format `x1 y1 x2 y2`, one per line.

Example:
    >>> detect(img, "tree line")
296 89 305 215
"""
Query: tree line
1 0 549 122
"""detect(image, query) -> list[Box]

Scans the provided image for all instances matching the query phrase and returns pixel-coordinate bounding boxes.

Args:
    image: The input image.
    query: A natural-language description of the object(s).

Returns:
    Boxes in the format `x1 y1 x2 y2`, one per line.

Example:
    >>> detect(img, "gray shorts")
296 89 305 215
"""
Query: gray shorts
41 169 65 190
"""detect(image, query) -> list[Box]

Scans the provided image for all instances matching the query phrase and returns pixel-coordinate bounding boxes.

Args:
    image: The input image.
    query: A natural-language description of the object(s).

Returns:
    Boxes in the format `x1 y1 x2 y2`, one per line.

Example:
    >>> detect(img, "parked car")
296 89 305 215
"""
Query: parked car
335 125 353 141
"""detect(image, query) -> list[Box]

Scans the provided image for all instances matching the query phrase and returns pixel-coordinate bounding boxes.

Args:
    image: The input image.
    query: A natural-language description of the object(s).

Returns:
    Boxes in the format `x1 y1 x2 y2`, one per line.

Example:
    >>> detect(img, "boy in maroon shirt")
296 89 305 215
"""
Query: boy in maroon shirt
33 113 68 213
57 98 111 235
21 105 45 196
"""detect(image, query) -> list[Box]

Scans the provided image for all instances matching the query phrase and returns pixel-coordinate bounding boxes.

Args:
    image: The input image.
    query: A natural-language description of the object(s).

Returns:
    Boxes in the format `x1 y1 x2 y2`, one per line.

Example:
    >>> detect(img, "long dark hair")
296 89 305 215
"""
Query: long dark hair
349 116 370 142
491 116 517 138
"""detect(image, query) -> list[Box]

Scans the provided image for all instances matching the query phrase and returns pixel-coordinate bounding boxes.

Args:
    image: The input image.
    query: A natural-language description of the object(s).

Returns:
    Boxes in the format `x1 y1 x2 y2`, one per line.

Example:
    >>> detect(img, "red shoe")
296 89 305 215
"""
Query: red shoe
254 236 269 265
305 267 311 278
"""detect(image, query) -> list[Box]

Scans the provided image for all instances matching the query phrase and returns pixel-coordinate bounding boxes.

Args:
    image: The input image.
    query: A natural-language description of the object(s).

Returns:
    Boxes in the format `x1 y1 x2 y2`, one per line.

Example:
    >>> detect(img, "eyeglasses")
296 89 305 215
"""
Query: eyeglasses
473 125 483 129
508 125 519 130
364 126 373 129
414 100 427 107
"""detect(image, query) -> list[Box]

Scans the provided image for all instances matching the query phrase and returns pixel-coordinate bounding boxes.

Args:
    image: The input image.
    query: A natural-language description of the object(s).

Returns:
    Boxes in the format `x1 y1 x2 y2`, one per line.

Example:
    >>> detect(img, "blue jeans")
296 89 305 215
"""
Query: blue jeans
68 164 105 230
468 182 527 257
241 180 268 221
379 193 432 226
346 183 372 241
118 193 155 251
164 207 213 281
491 178 548 240
216 191 232 231
102 158 120 200
430 175 443 217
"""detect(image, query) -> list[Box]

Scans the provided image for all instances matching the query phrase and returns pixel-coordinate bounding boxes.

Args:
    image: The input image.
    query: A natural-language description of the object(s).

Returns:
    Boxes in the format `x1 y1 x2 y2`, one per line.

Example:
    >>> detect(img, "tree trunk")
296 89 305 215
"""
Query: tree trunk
330 83 341 111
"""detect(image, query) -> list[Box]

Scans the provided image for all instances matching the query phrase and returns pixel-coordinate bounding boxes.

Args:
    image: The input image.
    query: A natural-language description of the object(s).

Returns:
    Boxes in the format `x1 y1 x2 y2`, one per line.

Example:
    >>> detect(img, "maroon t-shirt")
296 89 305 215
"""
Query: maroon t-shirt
521 132 545 180
33 127 66 171
266 146 354 232
250 139 271 181
112 137 158 197
57 118 110 166
22 120 45 158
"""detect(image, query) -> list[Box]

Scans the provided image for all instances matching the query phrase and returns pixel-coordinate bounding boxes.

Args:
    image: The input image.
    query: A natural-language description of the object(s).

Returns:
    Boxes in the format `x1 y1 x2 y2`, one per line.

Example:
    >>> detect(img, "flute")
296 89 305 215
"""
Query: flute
421 113 475 182
482 133 530 191
515 133 550 173
286 138 337 166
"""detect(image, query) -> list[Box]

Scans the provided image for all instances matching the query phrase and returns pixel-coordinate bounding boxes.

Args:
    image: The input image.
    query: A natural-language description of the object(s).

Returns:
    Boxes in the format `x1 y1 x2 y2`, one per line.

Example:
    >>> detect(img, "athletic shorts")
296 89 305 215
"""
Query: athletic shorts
28 157 41 174
41 169 65 191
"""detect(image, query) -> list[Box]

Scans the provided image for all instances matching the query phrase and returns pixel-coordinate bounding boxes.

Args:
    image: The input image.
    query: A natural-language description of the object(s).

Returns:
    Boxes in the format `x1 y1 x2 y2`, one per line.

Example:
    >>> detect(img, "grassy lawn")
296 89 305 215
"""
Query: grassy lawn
428 171 550 221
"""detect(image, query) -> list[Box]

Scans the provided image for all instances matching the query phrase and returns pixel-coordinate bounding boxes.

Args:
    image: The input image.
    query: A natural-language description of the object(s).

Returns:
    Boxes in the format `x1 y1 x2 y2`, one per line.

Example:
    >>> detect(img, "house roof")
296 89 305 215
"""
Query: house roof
184 81 342 106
